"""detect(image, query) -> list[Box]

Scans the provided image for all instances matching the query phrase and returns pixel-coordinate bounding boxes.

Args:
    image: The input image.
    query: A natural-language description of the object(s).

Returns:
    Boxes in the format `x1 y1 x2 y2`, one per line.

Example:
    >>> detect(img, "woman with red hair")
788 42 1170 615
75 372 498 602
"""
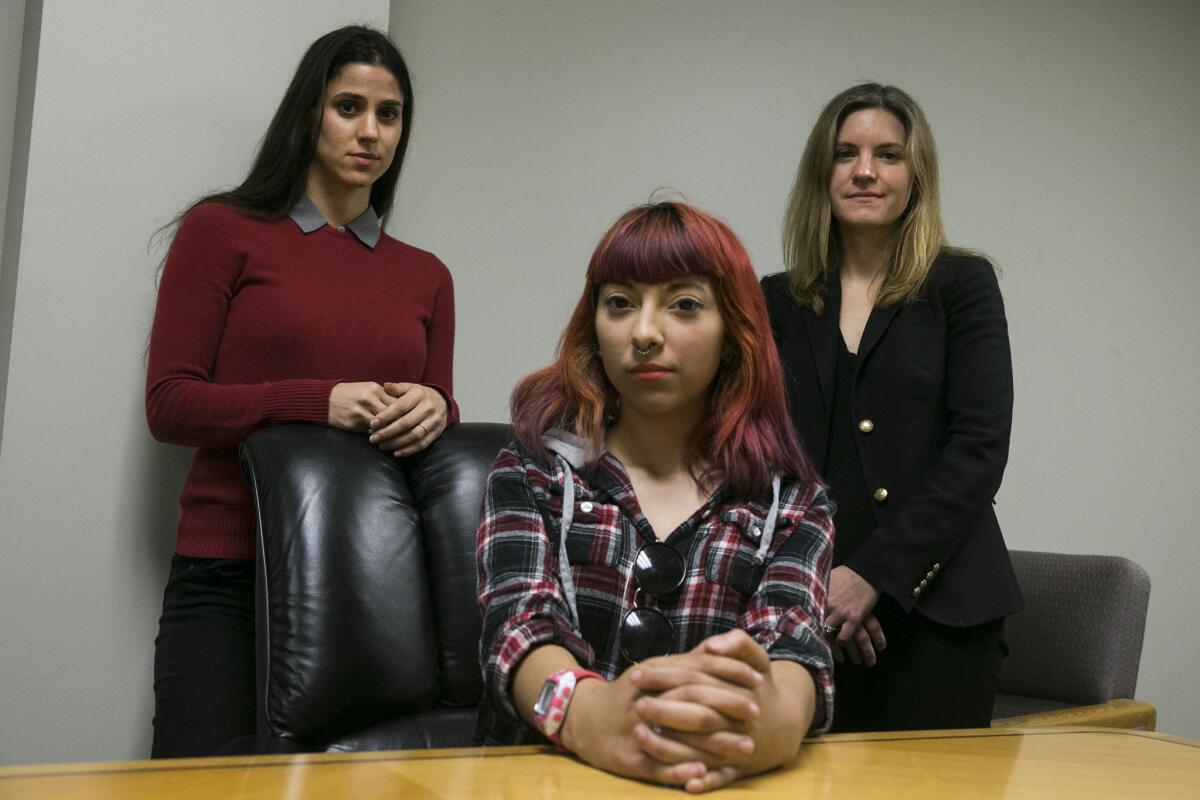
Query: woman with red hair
476 202 835 793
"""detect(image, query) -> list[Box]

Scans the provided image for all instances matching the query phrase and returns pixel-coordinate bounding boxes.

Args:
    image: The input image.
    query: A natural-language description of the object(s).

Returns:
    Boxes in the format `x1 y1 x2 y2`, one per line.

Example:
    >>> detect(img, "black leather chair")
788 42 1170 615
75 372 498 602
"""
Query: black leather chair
238 422 510 752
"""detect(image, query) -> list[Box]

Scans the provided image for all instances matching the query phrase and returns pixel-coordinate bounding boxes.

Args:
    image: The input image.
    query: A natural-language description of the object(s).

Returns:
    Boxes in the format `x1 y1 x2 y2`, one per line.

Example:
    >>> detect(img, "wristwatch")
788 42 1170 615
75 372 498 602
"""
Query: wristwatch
533 668 605 746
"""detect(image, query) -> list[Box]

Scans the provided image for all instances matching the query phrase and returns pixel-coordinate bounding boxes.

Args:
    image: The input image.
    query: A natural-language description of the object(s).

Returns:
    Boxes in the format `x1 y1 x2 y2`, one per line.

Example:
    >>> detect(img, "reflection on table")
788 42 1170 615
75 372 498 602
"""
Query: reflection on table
1 727 1198 799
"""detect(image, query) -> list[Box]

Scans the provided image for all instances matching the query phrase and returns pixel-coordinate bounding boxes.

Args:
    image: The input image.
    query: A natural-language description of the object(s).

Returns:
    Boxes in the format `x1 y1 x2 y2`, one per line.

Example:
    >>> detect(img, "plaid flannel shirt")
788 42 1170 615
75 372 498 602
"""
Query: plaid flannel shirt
475 437 835 745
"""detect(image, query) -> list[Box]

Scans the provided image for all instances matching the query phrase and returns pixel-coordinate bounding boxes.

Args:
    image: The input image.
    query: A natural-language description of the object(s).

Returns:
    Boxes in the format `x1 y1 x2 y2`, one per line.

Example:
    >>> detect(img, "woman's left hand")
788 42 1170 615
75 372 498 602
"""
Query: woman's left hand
826 566 886 666
628 634 768 792
630 641 765 757
367 382 448 457
630 630 813 792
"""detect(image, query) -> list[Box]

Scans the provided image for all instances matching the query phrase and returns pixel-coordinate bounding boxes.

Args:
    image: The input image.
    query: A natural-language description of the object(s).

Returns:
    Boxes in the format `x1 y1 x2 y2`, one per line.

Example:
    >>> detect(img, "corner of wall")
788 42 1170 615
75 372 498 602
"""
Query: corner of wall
0 0 44 455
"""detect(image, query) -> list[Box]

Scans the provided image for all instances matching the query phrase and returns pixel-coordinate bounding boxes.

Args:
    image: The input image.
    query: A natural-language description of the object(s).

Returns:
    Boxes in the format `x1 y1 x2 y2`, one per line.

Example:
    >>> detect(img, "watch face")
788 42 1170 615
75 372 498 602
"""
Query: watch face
534 679 557 718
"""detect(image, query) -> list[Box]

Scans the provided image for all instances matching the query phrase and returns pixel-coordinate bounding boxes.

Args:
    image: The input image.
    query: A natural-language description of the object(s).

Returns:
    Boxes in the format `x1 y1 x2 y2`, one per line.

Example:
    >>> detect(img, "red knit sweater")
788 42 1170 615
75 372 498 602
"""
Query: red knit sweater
146 202 457 558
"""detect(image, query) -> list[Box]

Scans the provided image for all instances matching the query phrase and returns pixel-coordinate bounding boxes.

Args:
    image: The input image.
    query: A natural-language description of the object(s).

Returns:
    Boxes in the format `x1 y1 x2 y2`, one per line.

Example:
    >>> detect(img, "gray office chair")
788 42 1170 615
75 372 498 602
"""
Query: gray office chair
992 550 1155 729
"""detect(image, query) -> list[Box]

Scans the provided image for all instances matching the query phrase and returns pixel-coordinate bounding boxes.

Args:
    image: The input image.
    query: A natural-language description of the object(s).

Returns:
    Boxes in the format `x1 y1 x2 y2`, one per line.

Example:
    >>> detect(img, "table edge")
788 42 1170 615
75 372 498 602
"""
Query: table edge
2 726 1196 781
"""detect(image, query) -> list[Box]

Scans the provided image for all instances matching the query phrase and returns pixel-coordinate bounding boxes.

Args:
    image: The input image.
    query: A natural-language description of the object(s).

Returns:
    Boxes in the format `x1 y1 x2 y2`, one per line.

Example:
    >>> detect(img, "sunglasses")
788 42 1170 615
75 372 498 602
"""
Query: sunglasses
620 542 686 663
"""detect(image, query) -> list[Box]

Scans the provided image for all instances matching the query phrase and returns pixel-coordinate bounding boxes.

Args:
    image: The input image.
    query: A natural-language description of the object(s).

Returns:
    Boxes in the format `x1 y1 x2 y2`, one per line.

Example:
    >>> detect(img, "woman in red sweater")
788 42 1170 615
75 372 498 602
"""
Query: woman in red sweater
145 26 457 757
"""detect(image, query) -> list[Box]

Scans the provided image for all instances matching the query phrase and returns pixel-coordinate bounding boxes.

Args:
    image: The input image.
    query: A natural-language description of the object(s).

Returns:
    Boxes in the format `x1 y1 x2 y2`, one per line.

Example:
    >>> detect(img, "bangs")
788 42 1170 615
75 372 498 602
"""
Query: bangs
587 205 721 288
510 199 819 497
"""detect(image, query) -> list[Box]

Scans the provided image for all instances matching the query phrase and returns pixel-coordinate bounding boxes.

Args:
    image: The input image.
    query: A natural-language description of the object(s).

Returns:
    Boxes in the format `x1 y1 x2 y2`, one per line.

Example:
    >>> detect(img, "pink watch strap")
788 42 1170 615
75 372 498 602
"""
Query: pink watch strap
534 668 605 746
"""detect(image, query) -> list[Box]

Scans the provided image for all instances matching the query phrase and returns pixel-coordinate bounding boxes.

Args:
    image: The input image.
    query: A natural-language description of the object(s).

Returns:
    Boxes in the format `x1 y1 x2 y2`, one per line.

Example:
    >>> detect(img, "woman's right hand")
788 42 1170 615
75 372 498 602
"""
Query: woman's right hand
826 566 887 666
560 668 718 792
327 382 393 432
368 382 449 457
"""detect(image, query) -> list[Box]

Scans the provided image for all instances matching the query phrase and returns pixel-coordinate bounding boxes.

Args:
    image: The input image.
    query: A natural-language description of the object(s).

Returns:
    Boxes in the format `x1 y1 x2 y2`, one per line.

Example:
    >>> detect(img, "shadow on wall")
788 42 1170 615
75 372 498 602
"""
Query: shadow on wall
134 433 193 560
124 390 194 757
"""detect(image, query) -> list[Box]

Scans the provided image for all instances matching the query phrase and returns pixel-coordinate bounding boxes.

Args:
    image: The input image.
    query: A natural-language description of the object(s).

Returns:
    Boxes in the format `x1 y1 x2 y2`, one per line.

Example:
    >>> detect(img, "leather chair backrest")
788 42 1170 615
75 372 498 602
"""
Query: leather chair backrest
240 423 509 746
999 550 1150 705
404 423 513 706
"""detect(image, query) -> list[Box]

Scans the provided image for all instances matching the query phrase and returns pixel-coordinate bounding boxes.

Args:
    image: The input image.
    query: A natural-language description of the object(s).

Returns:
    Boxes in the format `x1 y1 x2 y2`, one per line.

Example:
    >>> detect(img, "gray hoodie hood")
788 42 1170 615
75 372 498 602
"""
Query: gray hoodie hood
541 429 601 470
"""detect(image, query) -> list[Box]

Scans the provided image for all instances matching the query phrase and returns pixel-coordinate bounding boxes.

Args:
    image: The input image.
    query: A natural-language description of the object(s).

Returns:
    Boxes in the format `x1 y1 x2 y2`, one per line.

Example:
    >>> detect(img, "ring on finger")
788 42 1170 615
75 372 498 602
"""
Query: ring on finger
821 622 837 637
414 423 426 438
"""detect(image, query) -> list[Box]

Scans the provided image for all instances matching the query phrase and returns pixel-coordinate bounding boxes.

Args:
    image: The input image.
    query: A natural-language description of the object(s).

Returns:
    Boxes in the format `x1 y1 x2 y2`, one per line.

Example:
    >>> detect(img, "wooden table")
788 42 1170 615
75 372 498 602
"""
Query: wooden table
2 727 1197 799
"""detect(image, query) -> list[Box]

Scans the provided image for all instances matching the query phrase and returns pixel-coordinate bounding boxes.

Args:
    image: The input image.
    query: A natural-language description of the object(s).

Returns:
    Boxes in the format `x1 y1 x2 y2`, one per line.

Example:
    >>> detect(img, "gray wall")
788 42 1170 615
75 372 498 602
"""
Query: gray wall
388 0 1200 737
0 0 388 765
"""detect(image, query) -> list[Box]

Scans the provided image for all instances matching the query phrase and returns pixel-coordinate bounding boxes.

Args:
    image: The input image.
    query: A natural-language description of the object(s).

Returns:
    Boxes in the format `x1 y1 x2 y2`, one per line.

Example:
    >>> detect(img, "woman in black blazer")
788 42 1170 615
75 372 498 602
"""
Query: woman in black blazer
761 83 1022 732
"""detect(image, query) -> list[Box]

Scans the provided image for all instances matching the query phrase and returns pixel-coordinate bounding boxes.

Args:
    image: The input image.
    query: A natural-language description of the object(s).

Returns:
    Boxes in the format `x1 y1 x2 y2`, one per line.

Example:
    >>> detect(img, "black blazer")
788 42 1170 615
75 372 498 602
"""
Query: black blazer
761 253 1023 626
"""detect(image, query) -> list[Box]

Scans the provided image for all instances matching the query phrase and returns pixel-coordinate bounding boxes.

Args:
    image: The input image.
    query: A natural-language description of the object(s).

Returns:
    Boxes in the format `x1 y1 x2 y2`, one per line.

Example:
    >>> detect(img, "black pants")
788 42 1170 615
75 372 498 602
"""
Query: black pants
151 554 256 758
830 595 1007 733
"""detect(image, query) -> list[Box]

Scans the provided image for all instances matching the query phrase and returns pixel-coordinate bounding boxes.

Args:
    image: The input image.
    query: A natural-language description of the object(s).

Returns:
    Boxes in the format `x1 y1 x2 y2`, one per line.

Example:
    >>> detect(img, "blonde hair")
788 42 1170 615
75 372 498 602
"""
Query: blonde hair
783 83 960 313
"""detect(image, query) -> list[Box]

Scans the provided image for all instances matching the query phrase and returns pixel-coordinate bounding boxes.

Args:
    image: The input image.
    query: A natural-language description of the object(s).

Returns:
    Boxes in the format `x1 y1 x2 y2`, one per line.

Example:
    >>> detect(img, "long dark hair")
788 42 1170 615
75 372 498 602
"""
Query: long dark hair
169 25 413 231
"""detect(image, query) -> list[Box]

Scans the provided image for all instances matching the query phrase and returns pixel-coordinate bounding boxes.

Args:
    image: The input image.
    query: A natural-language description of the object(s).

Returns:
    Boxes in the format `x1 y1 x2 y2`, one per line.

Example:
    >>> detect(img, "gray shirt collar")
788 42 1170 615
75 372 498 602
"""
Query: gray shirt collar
287 194 381 249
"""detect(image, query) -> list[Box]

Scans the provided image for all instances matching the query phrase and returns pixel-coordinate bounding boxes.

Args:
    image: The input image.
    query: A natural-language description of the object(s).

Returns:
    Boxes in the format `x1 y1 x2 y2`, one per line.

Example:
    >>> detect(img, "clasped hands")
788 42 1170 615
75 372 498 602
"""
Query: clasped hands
328 380 448 457
825 565 887 666
562 629 792 794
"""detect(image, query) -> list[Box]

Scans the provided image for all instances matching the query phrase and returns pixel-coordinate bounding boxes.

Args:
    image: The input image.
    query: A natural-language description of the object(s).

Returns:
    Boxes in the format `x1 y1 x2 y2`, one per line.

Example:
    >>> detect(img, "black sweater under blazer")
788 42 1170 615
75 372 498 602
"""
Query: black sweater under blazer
761 253 1023 627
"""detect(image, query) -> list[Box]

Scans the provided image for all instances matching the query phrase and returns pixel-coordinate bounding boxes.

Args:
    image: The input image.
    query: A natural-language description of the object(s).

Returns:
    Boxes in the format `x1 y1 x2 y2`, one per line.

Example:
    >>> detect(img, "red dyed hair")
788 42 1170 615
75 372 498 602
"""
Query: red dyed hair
511 202 818 498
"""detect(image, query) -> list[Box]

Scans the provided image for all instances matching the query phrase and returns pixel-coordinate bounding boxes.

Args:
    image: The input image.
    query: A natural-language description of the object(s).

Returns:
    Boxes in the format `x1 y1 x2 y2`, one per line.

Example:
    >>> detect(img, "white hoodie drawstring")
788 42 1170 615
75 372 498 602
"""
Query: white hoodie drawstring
754 474 782 564
557 457 580 626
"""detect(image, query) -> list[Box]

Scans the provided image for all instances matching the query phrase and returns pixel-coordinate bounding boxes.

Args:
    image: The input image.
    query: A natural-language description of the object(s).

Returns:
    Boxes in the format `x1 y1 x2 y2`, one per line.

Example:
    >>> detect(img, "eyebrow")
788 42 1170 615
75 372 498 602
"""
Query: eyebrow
330 91 404 107
835 140 905 149
604 279 711 293
663 279 710 293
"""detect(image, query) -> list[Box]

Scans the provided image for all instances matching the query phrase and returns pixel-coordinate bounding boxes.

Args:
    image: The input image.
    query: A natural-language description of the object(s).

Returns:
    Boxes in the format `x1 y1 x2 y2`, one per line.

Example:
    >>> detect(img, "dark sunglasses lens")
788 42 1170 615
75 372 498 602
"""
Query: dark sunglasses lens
633 543 685 595
621 607 674 662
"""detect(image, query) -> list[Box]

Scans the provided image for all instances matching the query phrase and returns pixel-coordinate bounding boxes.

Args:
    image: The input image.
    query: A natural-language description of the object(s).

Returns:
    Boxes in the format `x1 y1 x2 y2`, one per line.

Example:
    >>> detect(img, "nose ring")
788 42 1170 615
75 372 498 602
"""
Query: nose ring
635 345 653 357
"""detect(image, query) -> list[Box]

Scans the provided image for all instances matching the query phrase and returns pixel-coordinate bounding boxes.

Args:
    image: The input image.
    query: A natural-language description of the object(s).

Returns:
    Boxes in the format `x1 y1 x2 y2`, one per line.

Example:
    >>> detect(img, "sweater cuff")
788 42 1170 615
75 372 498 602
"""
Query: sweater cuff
423 382 460 425
261 379 340 426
